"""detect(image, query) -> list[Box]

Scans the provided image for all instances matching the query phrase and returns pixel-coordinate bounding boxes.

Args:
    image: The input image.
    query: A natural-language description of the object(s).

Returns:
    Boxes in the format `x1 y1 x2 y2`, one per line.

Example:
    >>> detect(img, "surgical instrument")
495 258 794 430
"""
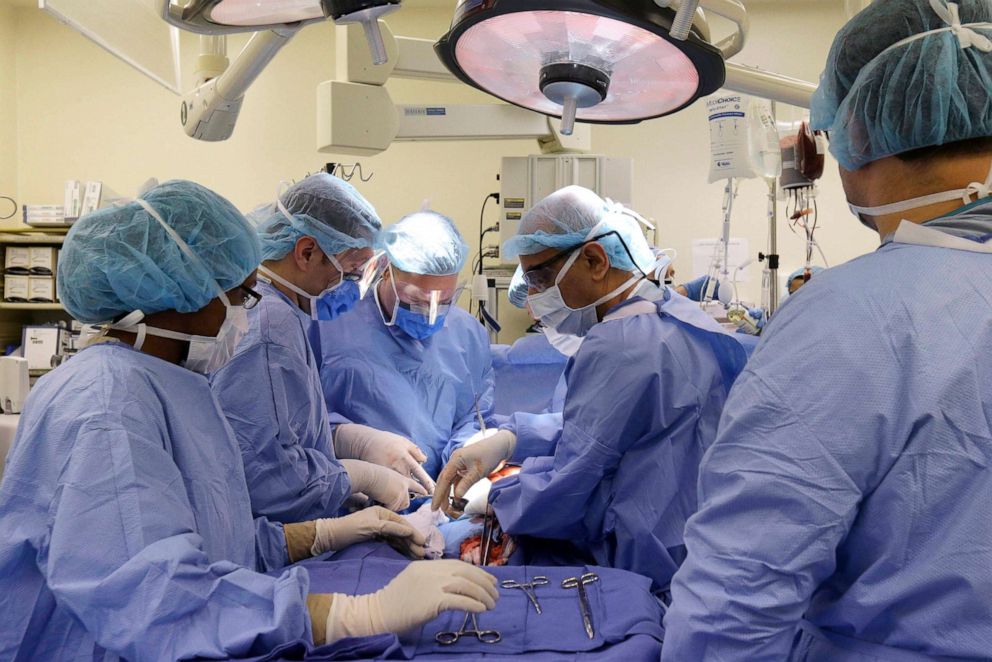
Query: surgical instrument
435 612 501 646
562 572 600 639
501 576 549 615
474 393 487 433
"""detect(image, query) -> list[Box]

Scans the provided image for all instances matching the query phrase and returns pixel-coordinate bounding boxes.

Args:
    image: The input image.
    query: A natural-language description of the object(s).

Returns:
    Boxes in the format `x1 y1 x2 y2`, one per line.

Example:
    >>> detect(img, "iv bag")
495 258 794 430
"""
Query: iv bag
707 94 781 183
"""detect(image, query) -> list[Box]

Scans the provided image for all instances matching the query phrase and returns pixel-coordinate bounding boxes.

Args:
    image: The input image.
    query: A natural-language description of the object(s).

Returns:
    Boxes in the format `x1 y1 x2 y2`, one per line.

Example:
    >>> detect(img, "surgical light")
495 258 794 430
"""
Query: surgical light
162 0 400 64
435 0 726 135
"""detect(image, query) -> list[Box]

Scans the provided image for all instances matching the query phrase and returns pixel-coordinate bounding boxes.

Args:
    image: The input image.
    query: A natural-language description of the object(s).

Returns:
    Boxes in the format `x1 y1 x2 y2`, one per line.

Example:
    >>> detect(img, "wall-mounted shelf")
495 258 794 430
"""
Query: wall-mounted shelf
0 233 66 245
0 303 64 311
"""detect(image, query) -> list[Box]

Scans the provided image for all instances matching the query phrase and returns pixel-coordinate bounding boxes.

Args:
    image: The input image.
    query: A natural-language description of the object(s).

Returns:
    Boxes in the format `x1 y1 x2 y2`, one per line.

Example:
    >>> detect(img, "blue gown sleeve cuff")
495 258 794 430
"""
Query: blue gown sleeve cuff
255 517 291 572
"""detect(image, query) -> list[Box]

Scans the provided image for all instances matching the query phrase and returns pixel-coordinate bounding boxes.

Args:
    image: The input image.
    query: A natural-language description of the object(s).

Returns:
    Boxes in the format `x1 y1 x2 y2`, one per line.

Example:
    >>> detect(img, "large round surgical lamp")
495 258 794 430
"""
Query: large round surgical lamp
435 0 726 135
162 0 400 63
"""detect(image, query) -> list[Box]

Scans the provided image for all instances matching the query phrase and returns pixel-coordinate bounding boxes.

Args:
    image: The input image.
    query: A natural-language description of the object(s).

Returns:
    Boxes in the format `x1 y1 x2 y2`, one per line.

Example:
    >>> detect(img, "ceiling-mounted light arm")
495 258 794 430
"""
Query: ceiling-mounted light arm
181 26 299 141
669 0 701 41
724 63 815 109
316 80 592 155
322 0 402 65
194 35 229 87
656 0 748 58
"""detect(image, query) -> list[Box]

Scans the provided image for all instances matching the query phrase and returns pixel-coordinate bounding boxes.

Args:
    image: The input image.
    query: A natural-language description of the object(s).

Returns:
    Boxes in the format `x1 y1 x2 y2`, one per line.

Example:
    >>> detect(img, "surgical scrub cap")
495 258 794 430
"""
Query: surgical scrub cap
377 210 468 276
251 173 381 261
58 179 261 324
810 0 992 170
503 185 655 274
787 265 825 283
508 265 528 308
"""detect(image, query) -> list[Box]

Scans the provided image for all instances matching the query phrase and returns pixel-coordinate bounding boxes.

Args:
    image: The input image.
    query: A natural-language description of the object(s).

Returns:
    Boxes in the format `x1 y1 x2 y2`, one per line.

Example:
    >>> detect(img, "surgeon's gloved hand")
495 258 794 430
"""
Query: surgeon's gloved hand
680 275 720 302
325 561 499 642
312 506 427 559
462 428 501 447
335 423 435 493
748 307 767 330
341 459 429 512
432 430 516 518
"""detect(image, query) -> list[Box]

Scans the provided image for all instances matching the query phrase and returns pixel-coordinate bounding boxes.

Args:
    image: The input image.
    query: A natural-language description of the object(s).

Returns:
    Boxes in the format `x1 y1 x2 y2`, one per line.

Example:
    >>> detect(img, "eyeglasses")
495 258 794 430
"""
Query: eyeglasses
239 284 262 310
522 231 622 293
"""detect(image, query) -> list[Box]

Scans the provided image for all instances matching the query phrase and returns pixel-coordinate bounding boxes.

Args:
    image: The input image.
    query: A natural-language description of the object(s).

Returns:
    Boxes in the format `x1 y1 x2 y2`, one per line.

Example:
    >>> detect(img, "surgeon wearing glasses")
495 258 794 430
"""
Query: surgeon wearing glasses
433 186 747 595
315 210 496 482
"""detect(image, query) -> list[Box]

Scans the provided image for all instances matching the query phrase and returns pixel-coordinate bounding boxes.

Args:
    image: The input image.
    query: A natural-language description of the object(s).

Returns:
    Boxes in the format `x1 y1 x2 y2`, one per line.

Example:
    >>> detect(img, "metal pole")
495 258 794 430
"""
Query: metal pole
767 178 779 314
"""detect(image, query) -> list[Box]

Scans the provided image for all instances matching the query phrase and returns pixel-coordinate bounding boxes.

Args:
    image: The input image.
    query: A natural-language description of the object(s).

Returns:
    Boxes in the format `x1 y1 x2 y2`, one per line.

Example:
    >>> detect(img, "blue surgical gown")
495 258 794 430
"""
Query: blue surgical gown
490 334 568 417
315 295 496 479
212 279 350 523
491 284 747 594
663 205 992 660
0 342 311 661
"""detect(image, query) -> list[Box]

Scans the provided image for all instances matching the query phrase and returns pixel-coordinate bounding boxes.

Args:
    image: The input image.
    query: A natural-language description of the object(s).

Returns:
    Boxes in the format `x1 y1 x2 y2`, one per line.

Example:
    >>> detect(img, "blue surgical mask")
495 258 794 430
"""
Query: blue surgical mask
374 270 452 340
316 280 361 321
394 304 446 340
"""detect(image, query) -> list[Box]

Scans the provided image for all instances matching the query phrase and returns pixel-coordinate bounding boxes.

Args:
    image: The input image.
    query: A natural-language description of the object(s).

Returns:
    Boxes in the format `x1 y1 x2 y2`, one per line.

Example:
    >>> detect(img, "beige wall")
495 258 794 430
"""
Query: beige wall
0 4 18 230
6 2 875 339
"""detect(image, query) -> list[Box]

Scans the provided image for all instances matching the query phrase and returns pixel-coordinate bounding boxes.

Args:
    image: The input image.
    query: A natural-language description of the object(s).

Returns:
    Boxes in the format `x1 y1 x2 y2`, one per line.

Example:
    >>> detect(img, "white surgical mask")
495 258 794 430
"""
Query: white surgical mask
848 161 992 223
107 198 251 375
526 221 644 338
111 301 249 375
543 325 583 357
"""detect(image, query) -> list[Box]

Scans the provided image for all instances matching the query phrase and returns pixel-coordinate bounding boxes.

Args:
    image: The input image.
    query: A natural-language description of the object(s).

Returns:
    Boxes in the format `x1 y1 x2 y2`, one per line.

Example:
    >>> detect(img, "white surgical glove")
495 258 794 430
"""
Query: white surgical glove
342 459 428 512
431 430 516 517
335 423 435 493
312 506 427 559
326 560 499 642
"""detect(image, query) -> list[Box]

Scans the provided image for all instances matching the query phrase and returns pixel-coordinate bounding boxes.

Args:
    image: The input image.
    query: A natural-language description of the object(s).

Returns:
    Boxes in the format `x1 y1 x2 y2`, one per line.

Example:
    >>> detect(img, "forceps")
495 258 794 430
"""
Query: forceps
501 576 549 614
435 612 501 646
562 572 600 639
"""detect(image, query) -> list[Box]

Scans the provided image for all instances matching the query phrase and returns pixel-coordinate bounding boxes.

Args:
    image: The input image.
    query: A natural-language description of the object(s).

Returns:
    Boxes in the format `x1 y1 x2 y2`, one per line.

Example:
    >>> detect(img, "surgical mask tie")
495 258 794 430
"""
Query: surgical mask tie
848 160 992 219
258 254 347 322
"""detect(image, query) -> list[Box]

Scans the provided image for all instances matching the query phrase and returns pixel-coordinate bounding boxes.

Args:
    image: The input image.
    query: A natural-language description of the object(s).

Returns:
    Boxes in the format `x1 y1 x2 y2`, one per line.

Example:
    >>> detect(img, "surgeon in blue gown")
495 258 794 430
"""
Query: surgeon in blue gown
0 181 496 661
433 186 747 595
316 211 496 480
212 174 430 523
663 1 992 659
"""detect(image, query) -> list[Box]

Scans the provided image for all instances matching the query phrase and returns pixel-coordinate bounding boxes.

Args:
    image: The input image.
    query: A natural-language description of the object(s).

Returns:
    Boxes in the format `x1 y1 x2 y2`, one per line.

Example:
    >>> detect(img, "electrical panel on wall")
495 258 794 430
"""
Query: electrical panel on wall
498 155 633 263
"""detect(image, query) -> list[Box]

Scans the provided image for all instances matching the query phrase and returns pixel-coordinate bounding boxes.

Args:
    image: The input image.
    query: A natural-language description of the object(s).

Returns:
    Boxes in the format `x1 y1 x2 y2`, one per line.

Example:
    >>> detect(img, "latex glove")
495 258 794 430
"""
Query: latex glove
312 506 427 559
326 560 499 642
341 459 429 512
335 423 435 493
681 275 720 302
432 430 516 518
747 307 767 330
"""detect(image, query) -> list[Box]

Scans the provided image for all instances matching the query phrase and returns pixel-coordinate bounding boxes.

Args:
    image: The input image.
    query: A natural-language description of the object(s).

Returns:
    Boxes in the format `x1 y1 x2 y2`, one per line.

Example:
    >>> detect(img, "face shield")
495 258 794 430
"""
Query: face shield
392 271 467 325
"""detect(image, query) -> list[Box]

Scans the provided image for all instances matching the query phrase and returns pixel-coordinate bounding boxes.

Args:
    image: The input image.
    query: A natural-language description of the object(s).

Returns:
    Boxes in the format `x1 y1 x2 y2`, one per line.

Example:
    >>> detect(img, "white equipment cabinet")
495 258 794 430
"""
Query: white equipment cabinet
498 155 632 262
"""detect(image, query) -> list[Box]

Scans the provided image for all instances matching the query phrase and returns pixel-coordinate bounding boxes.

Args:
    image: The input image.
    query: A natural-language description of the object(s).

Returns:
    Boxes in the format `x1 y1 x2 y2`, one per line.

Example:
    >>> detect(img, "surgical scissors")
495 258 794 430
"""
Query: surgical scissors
501 576 549 615
435 612 501 646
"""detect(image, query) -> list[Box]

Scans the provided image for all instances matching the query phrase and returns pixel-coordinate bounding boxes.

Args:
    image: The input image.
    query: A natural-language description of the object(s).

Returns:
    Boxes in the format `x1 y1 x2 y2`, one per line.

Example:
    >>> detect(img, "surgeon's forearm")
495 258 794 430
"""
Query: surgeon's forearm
284 521 317 563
